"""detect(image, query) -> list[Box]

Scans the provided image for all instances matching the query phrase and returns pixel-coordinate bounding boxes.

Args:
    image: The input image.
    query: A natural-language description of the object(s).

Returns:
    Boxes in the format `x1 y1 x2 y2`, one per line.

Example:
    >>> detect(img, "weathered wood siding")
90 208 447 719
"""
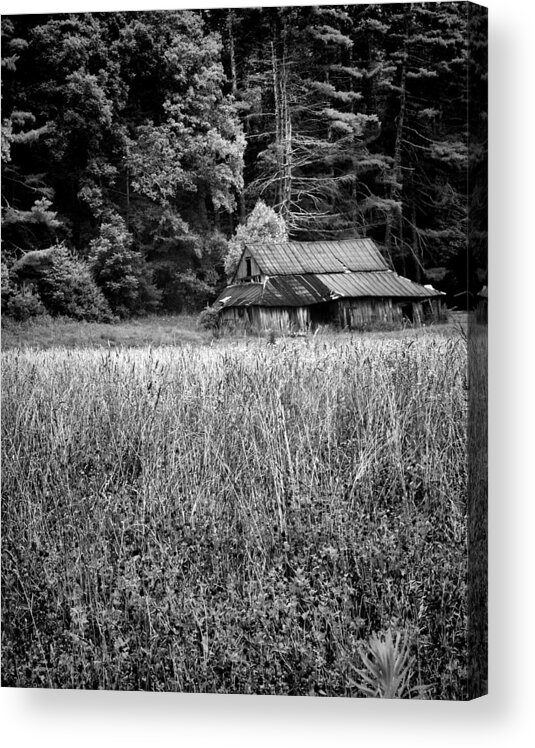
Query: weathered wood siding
220 305 310 331
338 297 446 328
220 297 445 332
421 297 447 322
336 297 402 327
235 253 262 281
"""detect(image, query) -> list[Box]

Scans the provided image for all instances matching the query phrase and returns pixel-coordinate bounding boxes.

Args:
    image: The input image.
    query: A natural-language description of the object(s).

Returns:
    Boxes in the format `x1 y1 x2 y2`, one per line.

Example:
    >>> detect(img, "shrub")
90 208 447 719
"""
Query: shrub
2 262 46 321
2 262 15 314
169 271 214 314
88 215 161 318
33 245 112 321
266 328 277 345
197 305 221 331
5 284 46 321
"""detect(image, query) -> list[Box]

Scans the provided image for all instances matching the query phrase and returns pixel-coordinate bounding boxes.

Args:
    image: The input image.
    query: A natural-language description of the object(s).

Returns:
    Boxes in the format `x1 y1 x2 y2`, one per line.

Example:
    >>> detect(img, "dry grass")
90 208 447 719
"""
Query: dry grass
1 313 208 350
467 321 488 697
1 331 469 696
2 312 465 352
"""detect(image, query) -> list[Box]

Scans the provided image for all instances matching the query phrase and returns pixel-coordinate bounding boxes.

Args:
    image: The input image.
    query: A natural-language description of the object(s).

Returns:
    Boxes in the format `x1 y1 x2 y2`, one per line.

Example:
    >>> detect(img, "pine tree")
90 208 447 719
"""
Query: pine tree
1 19 61 259
372 2 468 280
239 7 384 238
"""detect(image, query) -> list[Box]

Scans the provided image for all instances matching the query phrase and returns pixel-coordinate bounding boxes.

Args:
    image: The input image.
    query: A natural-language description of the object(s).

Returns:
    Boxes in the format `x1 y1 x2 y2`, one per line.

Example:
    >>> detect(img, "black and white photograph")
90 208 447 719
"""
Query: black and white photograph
2 0 487 706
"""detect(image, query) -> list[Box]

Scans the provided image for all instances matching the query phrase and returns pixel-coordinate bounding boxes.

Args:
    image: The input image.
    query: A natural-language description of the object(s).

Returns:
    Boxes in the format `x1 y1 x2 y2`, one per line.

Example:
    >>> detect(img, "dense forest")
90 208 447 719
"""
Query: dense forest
1 4 487 321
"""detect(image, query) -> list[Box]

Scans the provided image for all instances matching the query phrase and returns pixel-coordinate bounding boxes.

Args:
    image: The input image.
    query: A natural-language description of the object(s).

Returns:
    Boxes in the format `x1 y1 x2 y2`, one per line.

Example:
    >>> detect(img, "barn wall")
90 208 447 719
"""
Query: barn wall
421 297 447 322
219 306 250 332
235 253 262 281
220 306 310 332
335 297 446 328
336 298 401 327
220 296 445 332
253 306 310 331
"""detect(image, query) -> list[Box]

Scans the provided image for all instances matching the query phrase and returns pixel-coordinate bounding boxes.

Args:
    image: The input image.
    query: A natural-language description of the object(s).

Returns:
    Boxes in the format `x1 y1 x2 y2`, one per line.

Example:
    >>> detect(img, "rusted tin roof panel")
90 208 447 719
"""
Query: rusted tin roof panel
247 239 389 275
319 271 442 298
214 284 264 307
265 275 331 305
215 276 332 308
215 271 441 310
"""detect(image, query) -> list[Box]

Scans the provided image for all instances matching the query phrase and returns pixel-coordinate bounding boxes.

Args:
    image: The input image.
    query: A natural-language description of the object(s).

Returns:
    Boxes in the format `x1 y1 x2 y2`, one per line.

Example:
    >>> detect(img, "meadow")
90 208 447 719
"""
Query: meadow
1 327 469 697
0 313 208 351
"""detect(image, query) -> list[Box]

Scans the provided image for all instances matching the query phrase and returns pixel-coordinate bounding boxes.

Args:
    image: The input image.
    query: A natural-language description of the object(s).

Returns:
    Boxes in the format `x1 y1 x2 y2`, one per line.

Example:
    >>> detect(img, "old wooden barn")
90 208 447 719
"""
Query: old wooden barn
214 239 445 332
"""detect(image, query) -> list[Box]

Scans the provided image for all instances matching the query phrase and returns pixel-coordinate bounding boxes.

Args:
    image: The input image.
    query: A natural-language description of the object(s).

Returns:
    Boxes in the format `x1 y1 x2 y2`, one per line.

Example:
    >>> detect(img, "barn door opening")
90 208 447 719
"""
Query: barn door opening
309 302 333 329
401 303 414 323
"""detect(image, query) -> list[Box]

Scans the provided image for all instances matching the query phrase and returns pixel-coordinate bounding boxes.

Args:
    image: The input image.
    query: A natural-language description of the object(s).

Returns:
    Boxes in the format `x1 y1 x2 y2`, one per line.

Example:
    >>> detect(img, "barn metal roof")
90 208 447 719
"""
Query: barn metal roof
215 276 333 308
319 271 442 299
266 275 332 305
216 284 265 307
215 271 441 309
246 238 389 275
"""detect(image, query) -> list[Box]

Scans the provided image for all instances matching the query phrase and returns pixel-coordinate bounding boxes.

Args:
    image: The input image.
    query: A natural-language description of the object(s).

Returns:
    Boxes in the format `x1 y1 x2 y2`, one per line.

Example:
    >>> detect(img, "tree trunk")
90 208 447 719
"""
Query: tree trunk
385 7 410 255
411 198 421 282
197 185 209 231
238 192 246 224
227 10 238 97
125 162 130 231
271 12 292 225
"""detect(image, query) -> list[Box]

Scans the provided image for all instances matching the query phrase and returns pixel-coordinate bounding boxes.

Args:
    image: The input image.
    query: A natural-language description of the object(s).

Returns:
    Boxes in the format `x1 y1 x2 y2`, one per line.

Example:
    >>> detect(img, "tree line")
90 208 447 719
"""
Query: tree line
1 4 487 321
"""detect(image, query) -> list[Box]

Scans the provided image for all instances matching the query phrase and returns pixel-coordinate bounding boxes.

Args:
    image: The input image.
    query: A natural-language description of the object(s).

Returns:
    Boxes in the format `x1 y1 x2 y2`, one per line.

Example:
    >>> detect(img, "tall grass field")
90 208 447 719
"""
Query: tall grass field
2 333 469 697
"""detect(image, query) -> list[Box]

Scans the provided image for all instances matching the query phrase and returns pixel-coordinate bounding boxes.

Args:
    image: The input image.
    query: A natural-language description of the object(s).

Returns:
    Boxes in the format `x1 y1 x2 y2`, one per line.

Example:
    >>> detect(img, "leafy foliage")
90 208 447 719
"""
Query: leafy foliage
225 200 288 278
88 216 160 318
197 305 221 332
32 245 112 321
1 5 484 309
350 629 429 698
1 21 59 252
1 263 46 321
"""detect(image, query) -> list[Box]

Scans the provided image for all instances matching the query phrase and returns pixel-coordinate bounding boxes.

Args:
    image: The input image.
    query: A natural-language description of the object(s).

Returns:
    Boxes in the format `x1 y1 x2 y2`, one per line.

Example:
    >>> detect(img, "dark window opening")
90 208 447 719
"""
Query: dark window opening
245 257 252 277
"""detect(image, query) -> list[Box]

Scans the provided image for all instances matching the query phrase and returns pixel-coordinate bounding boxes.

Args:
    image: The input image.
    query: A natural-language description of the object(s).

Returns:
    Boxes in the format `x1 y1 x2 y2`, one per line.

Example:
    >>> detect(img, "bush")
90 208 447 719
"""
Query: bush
88 216 161 318
5 285 46 321
2 260 46 321
165 271 215 314
36 246 112 321
197 305 221 331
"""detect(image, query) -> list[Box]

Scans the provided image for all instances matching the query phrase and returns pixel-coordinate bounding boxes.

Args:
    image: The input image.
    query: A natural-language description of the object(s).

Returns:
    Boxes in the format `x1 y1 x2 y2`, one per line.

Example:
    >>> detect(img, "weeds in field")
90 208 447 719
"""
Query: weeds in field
1 333 468 696
1 313 207 350
350 629 429 699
